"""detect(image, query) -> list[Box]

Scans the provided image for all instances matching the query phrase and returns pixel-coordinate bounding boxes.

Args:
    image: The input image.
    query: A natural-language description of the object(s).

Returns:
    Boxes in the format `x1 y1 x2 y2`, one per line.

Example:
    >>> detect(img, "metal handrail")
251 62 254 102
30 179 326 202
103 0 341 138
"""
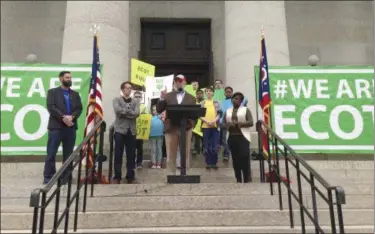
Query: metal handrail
259 120 343 192
29 120 106 234
256 120 346 234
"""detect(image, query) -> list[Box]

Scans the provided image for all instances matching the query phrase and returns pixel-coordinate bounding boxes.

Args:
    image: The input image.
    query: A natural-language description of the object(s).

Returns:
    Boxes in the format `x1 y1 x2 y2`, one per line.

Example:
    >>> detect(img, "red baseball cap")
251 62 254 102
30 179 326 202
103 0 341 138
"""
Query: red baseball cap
174 74 186 82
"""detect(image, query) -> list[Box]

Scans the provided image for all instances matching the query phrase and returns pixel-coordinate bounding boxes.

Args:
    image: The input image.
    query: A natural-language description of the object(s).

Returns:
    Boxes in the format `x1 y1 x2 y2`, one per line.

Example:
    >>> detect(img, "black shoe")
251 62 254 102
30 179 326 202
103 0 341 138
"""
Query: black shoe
205 165 211 170
126 179 137 184
211 165 218 170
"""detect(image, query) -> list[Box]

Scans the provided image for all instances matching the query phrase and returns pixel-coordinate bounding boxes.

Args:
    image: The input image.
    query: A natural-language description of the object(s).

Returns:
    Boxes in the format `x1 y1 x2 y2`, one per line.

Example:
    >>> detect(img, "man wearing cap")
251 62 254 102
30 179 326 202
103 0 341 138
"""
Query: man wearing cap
156 74 196 175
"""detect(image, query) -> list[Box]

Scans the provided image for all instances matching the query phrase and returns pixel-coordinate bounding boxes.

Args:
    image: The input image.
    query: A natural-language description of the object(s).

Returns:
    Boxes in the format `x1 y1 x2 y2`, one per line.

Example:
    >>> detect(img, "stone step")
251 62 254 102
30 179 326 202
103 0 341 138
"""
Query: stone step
1 225 373 233
0 194 295 213
1 181 373 199
2 160 373 179
1 209 372 230
1 192 372 213
2 161 373 186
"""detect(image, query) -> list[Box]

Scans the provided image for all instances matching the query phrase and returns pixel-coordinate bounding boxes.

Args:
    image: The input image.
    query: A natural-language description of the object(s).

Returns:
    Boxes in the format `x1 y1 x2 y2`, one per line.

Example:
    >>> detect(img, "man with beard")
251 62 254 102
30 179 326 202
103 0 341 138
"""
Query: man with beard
157 74 196 175
43 71 83 184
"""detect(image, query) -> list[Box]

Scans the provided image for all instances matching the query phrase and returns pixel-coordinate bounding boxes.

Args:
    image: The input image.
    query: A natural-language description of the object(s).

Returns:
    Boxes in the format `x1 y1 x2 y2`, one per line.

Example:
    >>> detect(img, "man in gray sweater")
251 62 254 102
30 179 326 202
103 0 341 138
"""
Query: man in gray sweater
112 81 140 184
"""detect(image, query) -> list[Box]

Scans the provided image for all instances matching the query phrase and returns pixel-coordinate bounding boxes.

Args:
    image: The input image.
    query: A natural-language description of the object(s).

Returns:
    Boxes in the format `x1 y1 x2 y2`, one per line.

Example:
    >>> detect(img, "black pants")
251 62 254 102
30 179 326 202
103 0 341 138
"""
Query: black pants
135 139 143 164
227 134 251 183
192 133 202 153
114 129 136 181
162 135 167 158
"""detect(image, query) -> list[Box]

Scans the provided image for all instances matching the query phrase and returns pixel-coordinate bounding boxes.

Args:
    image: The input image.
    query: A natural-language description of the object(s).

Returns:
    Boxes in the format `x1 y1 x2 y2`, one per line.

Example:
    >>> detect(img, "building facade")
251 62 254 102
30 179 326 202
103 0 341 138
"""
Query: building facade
1 1 373 141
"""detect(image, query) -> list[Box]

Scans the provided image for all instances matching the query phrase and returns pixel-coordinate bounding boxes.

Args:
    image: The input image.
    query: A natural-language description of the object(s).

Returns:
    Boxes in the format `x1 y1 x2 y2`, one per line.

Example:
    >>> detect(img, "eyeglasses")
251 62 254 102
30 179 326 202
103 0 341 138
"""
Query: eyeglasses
134 96 142 99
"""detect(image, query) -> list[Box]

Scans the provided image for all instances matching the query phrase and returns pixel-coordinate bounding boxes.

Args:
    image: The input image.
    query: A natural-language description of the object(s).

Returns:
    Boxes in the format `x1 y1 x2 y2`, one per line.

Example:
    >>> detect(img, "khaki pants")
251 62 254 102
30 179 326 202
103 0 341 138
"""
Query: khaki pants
165 128 192 174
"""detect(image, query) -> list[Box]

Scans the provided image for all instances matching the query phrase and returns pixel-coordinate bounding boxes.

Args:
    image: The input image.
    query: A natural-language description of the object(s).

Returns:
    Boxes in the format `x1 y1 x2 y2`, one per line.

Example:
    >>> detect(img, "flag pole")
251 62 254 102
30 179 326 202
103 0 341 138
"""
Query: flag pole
90 24 100 126
261 27 286 184
90 24 100 183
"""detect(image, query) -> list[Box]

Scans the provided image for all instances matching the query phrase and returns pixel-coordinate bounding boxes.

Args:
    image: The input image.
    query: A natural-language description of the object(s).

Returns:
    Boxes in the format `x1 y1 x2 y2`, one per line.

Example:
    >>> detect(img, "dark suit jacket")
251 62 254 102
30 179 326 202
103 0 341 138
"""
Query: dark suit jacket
156 91 196 132
46 87 83 130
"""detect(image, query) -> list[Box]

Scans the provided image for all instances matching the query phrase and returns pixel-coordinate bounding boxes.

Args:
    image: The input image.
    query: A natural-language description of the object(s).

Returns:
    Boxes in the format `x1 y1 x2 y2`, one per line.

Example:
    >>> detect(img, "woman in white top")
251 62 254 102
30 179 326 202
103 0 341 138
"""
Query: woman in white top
222 92 254 183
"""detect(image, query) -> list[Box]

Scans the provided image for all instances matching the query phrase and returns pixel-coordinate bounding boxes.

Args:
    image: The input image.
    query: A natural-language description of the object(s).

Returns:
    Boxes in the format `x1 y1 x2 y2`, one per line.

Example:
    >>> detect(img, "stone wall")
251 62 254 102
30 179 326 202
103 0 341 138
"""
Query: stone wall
129 1 225 82
1 1 66 63
285 1 373 66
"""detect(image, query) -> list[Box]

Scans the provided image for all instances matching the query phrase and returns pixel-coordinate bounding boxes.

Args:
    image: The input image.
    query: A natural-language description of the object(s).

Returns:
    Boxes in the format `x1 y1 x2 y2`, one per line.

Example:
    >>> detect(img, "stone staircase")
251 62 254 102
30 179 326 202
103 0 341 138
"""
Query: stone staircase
1 159 373 233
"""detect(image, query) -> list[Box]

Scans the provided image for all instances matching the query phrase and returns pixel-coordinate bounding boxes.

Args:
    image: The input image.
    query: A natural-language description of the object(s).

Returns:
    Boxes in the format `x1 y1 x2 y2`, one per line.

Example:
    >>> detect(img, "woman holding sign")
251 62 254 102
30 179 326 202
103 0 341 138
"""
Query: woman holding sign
222 92 254 183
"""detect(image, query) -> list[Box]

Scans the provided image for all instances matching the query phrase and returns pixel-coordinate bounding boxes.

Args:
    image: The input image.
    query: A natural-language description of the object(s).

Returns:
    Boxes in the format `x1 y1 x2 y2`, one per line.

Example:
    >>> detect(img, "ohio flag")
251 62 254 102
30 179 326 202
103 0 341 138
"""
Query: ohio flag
258 31 271 158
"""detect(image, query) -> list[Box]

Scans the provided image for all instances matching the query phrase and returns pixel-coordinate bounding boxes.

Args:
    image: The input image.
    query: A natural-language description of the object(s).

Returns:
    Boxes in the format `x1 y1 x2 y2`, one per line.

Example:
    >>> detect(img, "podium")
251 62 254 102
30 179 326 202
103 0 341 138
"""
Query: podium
166 104 206 184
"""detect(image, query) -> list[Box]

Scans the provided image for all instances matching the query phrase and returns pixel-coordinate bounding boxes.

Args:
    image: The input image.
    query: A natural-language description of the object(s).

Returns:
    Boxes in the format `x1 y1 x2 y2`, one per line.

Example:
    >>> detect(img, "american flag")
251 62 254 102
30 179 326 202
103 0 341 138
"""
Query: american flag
258 31 271 159
81 33 103 168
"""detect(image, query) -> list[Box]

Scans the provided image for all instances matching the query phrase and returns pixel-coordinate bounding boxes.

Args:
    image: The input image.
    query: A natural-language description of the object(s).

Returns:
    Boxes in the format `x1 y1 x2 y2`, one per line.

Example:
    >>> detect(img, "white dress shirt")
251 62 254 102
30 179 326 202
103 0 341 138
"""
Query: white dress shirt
176 91 185 104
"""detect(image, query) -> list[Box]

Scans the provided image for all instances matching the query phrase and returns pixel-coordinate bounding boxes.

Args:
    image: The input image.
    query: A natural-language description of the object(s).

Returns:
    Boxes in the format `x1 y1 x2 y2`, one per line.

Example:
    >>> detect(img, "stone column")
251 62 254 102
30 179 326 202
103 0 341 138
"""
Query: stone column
225 1 290 142
61 1 129 125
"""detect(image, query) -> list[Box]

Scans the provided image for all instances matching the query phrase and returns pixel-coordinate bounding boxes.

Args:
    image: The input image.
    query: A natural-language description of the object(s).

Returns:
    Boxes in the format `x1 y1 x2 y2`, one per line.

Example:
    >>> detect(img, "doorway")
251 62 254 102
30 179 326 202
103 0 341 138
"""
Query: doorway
140 18 213 87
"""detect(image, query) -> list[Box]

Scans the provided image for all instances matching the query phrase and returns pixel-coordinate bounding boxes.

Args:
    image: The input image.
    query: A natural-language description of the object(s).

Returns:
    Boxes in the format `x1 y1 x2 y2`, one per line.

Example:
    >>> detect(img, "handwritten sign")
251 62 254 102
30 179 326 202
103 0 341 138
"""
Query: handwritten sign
130 59 155 86
145 75 174 99
136 114 152 140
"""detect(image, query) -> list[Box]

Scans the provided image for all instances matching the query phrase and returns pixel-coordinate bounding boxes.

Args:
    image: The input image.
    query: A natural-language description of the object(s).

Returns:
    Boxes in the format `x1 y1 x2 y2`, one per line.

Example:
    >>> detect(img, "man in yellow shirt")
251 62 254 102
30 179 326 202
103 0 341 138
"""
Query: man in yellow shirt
200 86 222 169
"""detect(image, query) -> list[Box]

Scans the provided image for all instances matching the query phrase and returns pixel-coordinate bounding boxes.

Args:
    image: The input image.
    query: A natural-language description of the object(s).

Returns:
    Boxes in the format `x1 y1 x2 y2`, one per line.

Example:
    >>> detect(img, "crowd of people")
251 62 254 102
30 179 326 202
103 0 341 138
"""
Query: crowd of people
43 72 254 185
113 74 254 184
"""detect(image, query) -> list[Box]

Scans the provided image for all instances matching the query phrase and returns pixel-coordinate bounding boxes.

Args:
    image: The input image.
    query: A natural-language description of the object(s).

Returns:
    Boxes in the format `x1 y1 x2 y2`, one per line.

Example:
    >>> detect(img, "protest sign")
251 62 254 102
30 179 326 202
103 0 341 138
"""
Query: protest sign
136 114 152 140
130 59 155 86
0 64 92 156
255 66 374 154
192 119 203 137
145 75 174 102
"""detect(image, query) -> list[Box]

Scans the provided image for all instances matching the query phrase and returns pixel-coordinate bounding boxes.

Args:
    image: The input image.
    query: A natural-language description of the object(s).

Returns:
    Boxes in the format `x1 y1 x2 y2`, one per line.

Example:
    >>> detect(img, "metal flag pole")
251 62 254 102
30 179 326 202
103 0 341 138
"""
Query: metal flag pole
89 23 100 184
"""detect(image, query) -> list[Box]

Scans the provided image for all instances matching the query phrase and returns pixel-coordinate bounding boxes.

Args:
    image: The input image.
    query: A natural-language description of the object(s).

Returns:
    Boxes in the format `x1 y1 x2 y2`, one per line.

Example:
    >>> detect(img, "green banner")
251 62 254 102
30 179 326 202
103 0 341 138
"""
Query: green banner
1 64 93 156
255 66 374 154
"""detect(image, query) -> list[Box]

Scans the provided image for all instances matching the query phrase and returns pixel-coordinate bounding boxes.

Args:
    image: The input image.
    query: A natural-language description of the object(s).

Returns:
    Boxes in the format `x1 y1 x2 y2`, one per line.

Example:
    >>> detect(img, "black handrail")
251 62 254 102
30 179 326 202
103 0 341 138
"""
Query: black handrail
29 120 106 234
256 120 346 234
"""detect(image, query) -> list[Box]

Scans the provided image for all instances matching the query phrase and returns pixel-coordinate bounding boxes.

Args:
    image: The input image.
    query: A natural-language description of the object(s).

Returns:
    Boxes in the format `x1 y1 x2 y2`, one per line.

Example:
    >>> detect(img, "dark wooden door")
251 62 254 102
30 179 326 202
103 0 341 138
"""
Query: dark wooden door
154 64 209 87
140 18 212 86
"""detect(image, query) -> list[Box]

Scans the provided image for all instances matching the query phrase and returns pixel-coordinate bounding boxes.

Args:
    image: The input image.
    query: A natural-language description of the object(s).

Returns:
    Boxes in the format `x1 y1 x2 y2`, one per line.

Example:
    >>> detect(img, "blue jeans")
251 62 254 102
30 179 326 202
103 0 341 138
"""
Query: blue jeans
43 127 76 184
150 136 163 164
203 128 219 165
114 129 136 181
220 127 231 158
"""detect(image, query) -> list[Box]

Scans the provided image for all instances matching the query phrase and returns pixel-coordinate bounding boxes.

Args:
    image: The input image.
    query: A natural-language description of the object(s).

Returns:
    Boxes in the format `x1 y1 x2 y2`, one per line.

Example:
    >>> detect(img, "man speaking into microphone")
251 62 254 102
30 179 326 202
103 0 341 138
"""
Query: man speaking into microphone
156 74 196 175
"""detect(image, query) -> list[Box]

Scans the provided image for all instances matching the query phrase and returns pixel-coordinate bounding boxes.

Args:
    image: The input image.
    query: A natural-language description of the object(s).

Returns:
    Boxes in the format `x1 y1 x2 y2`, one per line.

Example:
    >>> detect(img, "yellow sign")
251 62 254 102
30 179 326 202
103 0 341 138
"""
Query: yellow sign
136 114 152 140
131 58 155 86
185 84 196 97
192 119 203 137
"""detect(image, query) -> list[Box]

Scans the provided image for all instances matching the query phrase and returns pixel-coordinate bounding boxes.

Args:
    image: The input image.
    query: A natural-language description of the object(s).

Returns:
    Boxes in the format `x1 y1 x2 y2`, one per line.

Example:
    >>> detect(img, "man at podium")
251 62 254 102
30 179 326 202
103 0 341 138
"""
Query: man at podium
156 74 196 175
